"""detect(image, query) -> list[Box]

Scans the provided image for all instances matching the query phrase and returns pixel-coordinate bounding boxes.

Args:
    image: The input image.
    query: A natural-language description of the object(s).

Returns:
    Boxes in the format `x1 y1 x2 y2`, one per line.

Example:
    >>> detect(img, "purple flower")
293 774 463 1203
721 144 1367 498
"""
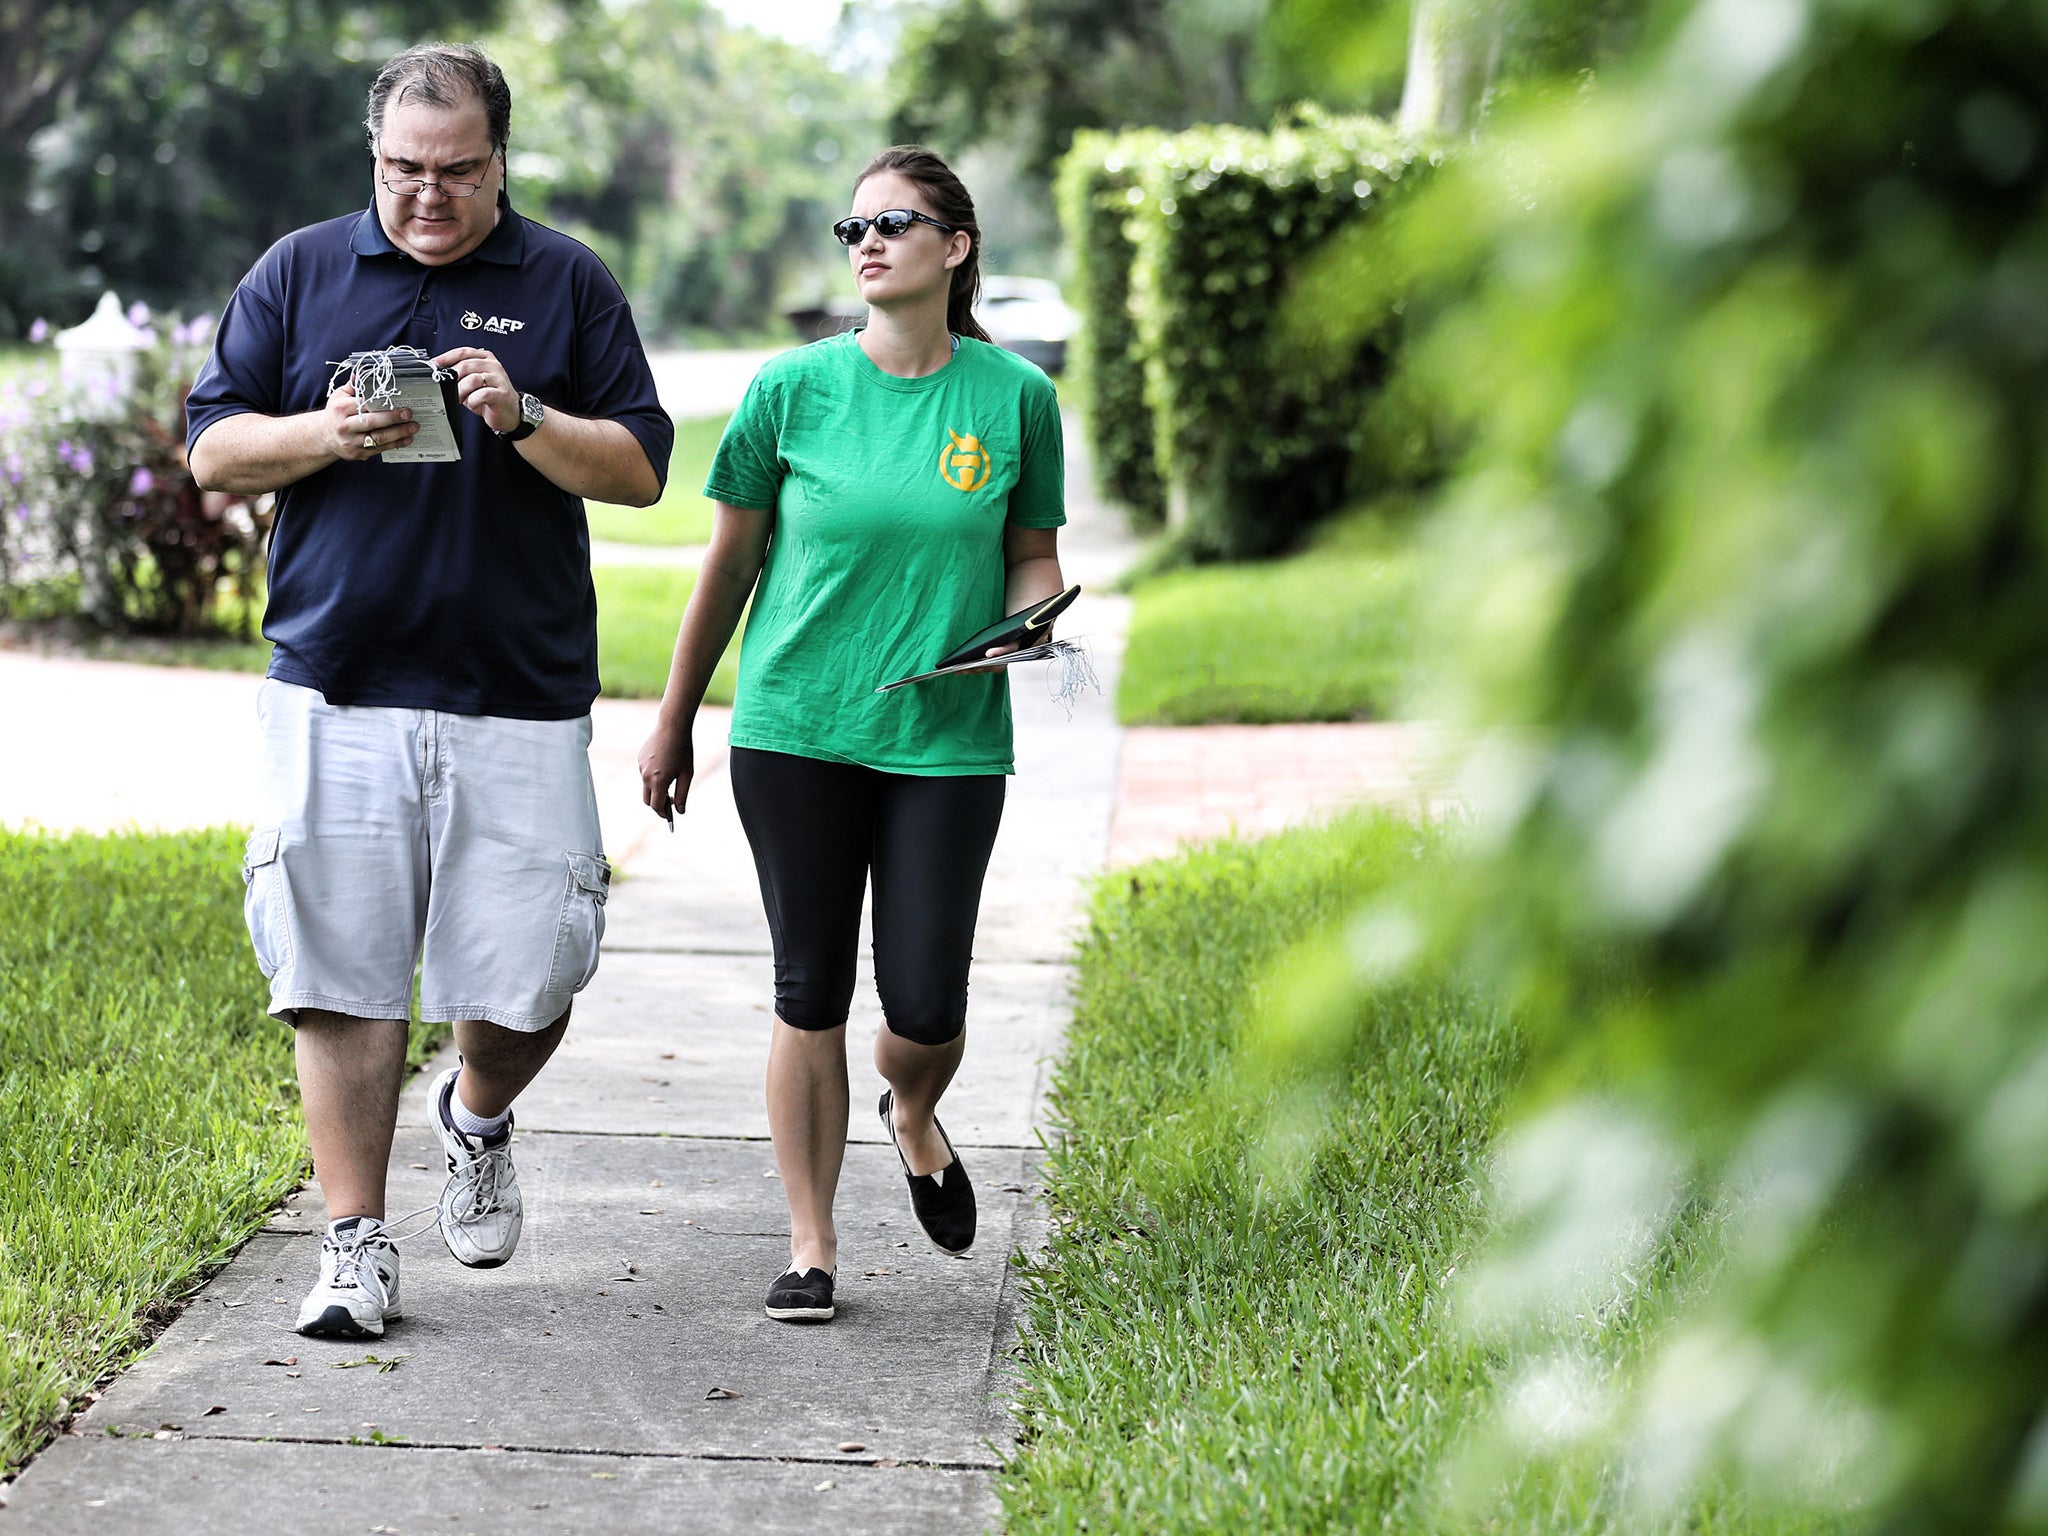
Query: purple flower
128 466 155 496
27 319 49 345
126 301 151 328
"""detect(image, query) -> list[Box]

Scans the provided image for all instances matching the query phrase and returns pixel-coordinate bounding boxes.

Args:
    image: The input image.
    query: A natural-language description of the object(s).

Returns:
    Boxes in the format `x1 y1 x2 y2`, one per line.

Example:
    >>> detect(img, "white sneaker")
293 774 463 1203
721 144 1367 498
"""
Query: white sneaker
432 1067 523 1268
296 1221 401 1338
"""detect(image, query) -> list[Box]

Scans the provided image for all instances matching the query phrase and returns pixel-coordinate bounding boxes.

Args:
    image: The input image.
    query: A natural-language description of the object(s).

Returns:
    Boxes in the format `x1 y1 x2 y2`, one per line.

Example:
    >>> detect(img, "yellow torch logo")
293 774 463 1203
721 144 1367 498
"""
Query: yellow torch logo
939 429 992 492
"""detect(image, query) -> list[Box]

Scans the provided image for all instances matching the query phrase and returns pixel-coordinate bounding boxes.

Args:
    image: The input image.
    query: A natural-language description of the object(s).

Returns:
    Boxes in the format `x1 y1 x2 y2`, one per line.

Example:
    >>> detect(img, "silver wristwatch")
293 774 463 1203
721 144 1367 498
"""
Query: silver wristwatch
498 391 545 442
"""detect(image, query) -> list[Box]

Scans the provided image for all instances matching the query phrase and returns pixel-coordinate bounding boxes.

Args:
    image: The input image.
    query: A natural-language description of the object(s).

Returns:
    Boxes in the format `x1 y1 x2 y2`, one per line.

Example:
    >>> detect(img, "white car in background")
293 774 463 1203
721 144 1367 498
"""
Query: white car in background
976 276 1078 374
786 276 1079 373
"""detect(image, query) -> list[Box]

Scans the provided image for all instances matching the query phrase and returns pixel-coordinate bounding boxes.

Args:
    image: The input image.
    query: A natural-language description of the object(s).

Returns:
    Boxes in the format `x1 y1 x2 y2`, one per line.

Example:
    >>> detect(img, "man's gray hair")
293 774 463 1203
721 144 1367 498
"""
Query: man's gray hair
365 43 512 152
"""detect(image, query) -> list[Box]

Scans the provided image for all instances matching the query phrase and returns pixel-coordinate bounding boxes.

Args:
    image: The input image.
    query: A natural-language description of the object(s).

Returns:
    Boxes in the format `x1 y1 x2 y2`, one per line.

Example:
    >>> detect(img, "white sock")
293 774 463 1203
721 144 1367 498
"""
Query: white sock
449 1072 512 1141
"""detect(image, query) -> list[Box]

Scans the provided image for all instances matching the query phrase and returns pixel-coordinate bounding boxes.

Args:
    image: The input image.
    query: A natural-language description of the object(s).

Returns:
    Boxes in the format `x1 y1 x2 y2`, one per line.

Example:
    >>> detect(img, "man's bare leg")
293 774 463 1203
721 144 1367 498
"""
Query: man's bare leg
768 1019 850 1274
450 1009 571 1119
295 1009 410 1220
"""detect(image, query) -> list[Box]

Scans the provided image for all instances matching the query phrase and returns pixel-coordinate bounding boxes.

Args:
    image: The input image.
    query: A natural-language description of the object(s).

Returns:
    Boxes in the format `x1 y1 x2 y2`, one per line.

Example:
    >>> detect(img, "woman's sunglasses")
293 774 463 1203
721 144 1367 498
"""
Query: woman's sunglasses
833 209 958 245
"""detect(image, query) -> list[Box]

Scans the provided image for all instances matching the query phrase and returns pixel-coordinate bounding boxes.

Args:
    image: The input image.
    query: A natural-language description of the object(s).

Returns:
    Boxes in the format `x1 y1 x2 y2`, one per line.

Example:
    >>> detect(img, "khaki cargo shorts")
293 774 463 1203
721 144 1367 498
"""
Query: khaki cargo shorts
241 679 610 1030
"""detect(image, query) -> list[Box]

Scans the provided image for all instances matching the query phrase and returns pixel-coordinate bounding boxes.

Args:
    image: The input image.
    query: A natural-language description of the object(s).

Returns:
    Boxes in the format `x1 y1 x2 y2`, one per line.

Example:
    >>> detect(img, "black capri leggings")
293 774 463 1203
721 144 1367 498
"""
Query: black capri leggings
728 746 1006 1045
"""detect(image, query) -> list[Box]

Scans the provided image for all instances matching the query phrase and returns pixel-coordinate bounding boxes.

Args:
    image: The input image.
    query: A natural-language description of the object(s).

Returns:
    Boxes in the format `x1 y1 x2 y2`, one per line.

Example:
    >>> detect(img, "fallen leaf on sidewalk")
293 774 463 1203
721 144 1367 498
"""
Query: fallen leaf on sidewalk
814 1479 835 1492
220 1300 249 1309
330 1353 409 1373
704 1386 738 1401
201 1406 227 1417
863 1268 891 1277
763 1169 780 1178
876 1458 902 1468
836 1441 865 1452
638 1209 663 1215
262 1357 298 1367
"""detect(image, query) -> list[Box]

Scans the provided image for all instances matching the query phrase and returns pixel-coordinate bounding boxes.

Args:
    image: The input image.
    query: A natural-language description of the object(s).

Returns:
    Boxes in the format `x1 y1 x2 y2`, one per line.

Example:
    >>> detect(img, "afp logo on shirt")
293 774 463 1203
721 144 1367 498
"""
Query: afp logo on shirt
461 310 526 335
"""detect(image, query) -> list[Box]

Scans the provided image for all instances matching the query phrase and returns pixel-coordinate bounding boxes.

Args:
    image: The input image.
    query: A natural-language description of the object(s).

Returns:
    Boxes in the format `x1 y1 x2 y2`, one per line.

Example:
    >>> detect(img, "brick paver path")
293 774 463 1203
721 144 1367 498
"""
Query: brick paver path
1106 720 1453 867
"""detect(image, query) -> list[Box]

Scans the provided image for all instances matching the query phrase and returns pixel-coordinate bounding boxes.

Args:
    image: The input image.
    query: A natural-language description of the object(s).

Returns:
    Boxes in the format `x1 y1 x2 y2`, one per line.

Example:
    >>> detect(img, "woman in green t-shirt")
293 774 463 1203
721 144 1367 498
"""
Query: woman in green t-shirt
637 146 1068 1324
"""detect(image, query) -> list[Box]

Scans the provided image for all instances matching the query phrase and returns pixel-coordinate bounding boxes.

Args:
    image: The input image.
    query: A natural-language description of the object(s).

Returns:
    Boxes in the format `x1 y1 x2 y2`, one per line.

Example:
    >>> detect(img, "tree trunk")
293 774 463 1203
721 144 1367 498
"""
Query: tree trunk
1397 0 1503 136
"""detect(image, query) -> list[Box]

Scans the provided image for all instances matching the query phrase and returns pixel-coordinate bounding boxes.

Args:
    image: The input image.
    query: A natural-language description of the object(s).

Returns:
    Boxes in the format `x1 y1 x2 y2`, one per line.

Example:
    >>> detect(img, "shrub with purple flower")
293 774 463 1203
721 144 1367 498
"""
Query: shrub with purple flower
0 312 269 635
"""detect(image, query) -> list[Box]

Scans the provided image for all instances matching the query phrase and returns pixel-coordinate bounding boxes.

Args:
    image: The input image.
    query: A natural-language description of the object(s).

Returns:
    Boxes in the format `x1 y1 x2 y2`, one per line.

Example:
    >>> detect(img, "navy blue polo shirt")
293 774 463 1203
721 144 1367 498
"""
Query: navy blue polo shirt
186 194 673 719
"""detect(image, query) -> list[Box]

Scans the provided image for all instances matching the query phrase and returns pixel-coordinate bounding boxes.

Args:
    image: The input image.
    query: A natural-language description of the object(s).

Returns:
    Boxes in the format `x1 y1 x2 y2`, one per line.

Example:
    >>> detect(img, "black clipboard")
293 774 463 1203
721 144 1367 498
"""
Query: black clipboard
874 584 1081 693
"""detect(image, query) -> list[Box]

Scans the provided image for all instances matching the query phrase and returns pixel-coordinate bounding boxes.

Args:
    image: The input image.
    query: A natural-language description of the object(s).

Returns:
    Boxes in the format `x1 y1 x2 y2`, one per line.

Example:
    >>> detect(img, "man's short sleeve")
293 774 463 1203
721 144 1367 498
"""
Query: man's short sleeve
703 369 784 511
1006 372 1066 529
571 290 674 494
184 255 288 455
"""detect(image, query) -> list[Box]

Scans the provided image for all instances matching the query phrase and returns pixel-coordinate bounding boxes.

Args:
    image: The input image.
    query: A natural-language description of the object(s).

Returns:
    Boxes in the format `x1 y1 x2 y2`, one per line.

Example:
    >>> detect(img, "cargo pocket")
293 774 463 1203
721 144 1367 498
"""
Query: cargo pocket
545 851 611 995
241 826 291 979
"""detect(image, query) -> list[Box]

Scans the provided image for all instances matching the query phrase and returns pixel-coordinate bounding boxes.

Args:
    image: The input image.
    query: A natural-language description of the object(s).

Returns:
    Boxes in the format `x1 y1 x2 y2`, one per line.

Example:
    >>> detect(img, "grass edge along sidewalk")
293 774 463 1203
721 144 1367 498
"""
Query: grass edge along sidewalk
1116 505 1417 728
999 809 1852 1534
0 828 443 1482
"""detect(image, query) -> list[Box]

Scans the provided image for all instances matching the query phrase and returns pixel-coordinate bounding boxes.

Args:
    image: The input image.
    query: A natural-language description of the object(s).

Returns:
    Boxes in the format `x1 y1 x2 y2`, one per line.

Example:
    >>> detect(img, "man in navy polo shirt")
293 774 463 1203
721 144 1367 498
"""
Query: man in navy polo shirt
187 42 673 1340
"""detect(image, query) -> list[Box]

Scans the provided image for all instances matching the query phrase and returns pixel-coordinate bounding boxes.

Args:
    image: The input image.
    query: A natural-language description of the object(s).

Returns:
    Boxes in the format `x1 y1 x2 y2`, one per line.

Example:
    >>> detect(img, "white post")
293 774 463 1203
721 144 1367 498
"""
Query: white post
54 292 154 410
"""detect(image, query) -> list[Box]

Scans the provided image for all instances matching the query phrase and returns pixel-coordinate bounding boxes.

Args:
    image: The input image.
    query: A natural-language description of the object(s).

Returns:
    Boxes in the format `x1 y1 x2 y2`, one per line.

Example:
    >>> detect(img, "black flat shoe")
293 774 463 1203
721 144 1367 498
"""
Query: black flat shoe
880 1089 976 1256
765 1265 835 1322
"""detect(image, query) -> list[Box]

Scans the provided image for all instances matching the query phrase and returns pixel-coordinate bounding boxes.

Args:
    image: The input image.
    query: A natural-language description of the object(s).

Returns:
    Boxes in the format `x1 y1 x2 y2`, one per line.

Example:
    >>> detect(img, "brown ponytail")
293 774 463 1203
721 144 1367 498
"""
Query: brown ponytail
854 145 991 344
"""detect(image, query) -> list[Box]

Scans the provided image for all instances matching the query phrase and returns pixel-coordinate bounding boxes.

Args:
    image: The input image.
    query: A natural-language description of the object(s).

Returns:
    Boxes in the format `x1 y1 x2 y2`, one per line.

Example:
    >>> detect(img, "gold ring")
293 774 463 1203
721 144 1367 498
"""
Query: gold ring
364 434 377 451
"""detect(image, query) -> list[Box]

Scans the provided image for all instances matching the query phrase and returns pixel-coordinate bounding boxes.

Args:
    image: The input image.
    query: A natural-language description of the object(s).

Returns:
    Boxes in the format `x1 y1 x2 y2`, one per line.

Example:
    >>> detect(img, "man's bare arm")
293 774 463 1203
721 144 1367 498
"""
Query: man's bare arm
515 412 661 506
189 385 419 495
436 346 660 506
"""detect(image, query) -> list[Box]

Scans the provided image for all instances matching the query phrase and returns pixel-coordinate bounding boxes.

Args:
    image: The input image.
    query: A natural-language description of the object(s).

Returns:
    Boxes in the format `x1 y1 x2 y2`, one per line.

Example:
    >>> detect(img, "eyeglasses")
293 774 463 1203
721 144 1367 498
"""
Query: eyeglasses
379 170 490 199
832 209 958 245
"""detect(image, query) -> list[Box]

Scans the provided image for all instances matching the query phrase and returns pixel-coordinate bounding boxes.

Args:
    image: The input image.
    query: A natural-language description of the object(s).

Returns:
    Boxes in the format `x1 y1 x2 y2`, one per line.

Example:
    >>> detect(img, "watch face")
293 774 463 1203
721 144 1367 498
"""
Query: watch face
521 393 545 428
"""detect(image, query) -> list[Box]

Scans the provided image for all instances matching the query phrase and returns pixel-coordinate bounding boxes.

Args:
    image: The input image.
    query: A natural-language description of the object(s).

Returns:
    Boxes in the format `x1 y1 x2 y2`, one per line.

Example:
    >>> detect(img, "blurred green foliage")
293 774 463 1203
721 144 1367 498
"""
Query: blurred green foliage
1260 0 2048 1526
482 1 879 337
2 0 877 341
1059 111 1444 558
0 0 509 334
888 0 1294 185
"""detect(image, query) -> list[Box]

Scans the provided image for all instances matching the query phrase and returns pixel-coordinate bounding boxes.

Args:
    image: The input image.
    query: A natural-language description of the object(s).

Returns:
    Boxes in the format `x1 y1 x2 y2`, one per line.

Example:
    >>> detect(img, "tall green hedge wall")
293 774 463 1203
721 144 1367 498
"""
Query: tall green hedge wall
1058 112 1438 558
1056 131 1167 527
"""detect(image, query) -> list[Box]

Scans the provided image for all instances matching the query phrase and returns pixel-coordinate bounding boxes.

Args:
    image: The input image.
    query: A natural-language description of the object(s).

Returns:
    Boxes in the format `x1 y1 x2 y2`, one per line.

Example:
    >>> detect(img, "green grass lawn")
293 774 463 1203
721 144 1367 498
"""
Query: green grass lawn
1116 508 1417 726
0 830 444 1478
14 567 737 704
585 413 727 546
1006 811 1843 1533
591 564 741 703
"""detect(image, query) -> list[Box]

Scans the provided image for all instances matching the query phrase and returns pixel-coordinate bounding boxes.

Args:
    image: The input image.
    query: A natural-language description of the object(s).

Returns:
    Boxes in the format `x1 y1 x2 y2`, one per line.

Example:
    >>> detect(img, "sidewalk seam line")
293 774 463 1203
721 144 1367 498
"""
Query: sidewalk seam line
149 1431 998 1471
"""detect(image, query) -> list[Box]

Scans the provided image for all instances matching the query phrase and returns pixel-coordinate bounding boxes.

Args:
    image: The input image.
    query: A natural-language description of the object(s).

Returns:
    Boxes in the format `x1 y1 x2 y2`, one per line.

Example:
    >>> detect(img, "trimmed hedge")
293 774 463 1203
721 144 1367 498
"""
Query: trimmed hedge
1056 131 1167 528
1059 111 1441 558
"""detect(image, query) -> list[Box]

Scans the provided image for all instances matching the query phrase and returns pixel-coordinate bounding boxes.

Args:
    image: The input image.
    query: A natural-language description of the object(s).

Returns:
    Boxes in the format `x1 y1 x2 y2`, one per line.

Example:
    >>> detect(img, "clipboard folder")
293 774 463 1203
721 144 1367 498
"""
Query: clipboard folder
874 584 1081 693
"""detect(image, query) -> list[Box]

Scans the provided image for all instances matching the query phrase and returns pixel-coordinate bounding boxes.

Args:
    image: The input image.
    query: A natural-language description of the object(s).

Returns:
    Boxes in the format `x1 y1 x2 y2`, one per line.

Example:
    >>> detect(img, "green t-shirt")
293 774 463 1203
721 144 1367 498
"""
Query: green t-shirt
704 331 1066 775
